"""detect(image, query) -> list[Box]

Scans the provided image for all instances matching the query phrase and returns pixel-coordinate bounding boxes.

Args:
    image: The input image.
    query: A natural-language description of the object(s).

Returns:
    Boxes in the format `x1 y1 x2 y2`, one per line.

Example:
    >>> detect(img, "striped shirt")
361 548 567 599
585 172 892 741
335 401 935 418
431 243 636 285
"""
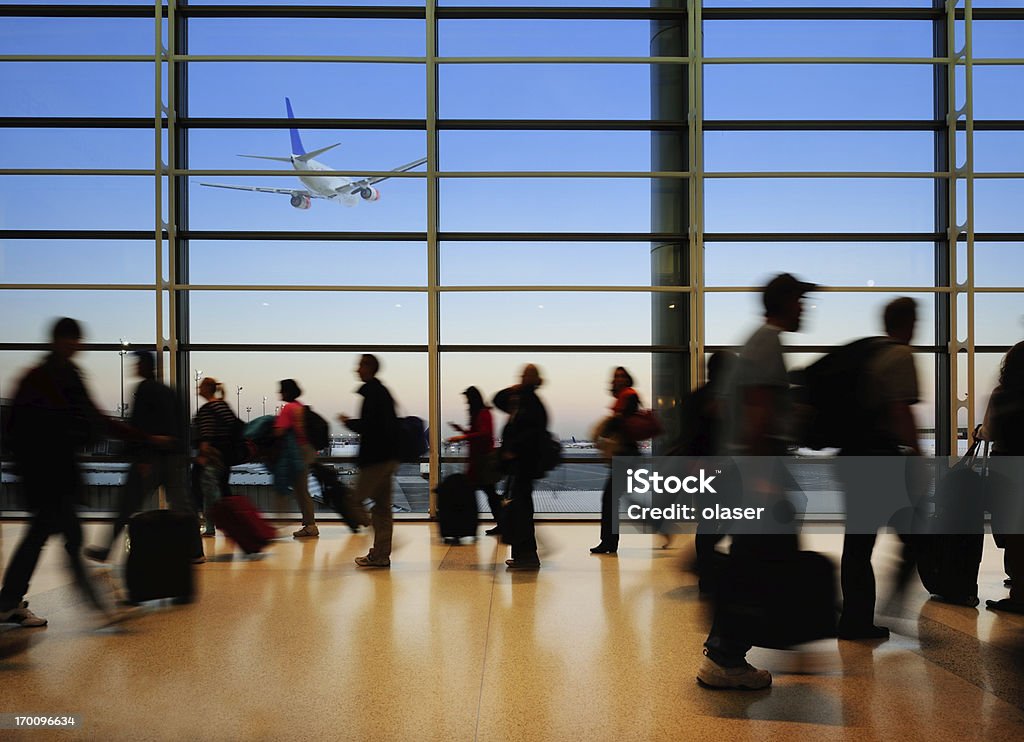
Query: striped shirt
195 399 238 444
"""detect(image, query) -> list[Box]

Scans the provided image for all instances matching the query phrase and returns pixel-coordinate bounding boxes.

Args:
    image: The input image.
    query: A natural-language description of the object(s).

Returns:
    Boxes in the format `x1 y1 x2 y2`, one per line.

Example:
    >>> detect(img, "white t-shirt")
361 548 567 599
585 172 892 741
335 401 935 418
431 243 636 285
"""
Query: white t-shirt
730 323 793 451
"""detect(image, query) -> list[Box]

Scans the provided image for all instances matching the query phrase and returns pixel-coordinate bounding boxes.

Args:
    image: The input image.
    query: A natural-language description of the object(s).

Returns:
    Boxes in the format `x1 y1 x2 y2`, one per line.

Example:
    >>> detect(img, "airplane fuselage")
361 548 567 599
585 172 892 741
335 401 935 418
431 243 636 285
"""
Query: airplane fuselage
292 155 351 198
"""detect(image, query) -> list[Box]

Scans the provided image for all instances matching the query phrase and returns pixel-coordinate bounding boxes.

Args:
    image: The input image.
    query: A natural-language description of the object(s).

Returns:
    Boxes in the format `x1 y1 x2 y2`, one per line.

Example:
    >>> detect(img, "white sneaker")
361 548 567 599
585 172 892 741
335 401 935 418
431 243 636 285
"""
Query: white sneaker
293 525 319 538
0 601 48 628
696 655 771 690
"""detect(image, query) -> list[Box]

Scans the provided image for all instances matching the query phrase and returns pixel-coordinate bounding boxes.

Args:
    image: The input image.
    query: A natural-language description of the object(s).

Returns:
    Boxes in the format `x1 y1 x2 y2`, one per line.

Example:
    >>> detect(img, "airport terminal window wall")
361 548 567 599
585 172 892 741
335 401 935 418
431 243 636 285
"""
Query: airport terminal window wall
1 1 1022 517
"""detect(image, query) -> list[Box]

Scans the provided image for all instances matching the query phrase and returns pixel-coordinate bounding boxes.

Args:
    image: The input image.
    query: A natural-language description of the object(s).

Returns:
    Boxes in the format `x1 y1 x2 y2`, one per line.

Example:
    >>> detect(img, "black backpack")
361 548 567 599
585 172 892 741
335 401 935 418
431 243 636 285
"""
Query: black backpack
794 337 889 451
534 433 563 478
395 416 427 463
226 412 249 465
303 406 330 452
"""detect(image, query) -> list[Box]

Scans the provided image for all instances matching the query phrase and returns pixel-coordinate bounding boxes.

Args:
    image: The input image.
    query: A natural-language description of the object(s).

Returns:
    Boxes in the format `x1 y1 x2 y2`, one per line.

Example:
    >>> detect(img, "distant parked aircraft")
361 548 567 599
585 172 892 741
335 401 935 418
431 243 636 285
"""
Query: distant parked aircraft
565 436 594 449
200 97 426 209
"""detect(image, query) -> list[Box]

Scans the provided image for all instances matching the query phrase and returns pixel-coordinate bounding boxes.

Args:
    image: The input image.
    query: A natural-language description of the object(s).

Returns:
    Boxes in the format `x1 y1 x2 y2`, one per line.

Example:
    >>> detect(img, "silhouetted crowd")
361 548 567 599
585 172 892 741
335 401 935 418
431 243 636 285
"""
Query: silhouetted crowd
1 274 1022 692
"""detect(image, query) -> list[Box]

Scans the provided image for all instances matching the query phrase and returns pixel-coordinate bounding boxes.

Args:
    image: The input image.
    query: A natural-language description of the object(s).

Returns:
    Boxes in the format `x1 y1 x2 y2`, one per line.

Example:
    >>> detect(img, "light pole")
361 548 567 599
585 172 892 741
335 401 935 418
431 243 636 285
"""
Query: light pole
194 369 203 415
262 396 267 417
118 339 129 418
246 405 252 422
236 385 243 413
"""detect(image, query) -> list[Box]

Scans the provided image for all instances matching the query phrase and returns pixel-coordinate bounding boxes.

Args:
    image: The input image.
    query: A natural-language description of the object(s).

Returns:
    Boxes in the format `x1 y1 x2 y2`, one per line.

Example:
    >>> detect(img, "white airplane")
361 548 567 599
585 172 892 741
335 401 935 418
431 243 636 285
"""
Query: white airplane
564 436 594 449
200 97 427 209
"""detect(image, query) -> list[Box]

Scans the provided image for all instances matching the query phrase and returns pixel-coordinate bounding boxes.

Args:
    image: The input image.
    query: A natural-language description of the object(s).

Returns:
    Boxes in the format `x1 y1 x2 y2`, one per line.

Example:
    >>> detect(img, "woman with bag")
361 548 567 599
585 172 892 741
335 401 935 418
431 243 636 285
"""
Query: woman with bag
591 367 641 554
193 377 239 536
448 386 502 536
274 379 319 538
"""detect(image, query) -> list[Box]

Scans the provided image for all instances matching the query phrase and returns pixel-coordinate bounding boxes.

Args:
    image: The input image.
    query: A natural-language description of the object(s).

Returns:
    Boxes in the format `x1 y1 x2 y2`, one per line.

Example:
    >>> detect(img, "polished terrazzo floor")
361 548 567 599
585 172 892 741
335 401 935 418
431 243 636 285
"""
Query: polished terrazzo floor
1 521 1023 741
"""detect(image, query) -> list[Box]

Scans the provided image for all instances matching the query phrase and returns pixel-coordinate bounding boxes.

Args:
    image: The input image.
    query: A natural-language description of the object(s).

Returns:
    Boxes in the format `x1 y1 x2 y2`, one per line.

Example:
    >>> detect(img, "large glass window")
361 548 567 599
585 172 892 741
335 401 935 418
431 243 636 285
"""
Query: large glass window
2 3 1022 519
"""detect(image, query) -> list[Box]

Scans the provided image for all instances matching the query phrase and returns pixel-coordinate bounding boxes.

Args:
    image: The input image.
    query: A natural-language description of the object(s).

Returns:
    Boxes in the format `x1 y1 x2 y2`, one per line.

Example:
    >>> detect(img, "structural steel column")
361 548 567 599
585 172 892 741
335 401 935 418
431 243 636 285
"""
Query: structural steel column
650 0 691 453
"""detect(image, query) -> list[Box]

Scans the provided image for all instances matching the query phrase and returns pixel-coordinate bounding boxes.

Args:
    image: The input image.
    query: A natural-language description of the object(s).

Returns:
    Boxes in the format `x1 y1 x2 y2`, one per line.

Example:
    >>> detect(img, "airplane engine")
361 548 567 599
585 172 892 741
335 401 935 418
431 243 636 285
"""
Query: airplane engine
289 192 312 210
358 186 380 202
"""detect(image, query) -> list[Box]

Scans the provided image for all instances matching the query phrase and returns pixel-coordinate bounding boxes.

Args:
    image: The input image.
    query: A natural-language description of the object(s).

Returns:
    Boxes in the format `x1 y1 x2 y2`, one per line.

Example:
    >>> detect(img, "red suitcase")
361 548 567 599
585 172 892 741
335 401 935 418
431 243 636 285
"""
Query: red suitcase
211 495 277 554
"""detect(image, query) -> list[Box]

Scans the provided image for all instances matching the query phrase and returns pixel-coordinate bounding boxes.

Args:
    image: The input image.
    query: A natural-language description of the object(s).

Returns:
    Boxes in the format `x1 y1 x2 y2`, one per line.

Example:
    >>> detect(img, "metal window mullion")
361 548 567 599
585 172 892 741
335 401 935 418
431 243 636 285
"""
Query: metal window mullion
964 0 977 439
944 0 960 455
426 0 441 517
703 57 947 65
167 0 180 393
688 0 704 388
155 0 165 384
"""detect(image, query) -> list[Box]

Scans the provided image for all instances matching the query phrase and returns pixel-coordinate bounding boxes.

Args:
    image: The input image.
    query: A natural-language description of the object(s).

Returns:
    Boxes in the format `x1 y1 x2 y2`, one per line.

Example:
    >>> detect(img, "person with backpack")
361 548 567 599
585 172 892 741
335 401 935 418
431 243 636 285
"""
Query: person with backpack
836 297 920 640
493 364 549 571
1 318 151 627
274 379 319 538
85 350 200 564
193 377 242 536
697 273 816 691
448 386 501 536
590 367 641 555
340 354 400 568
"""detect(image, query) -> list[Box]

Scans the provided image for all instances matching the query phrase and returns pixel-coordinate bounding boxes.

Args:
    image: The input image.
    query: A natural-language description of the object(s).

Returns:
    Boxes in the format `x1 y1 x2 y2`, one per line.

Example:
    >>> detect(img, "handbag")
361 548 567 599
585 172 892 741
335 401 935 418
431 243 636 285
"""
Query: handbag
623 408 664 442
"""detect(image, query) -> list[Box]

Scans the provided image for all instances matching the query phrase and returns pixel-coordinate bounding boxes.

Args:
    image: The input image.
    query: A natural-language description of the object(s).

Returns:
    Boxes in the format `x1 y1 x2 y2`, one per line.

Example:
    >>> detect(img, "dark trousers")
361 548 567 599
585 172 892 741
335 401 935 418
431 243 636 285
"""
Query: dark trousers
599 475 618 547
840 532 878 629
480 482 502 531
0 462 104 613
506 471 538 563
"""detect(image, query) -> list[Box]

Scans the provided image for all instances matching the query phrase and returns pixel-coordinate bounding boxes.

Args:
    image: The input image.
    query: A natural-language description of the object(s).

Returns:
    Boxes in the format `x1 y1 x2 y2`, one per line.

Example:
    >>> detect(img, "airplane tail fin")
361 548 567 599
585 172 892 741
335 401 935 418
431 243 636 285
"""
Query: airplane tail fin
285 97 306 156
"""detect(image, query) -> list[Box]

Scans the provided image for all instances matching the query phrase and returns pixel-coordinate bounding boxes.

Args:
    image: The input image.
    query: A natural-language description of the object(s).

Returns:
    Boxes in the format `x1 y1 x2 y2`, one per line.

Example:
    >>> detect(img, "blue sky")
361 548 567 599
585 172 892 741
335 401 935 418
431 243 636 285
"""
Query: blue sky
1 9 1023 437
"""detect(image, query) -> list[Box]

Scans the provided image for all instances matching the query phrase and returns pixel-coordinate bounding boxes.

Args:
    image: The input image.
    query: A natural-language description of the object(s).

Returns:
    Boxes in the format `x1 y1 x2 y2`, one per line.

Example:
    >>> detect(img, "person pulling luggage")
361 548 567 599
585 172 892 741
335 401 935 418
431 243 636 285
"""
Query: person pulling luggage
85 351 200 565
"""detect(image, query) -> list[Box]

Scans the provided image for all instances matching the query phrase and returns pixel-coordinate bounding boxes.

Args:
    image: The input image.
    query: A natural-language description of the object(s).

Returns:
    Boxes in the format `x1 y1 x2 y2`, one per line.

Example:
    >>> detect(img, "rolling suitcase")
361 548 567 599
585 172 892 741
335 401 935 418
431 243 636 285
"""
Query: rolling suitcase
914 534 983 606
715 550 838 649
310 463 366 532
914 441 986 606
210 495 277 555
435 473 478 543
125 510 197 604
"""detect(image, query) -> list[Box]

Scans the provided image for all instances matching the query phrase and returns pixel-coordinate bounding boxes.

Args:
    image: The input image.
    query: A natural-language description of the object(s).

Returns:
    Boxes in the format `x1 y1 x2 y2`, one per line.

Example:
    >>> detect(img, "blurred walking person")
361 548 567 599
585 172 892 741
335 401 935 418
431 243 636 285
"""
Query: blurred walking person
1 318 148 626
85 350 198 564
274 379 319 538
837 298 920 640
493 364 549 571
697 273 816 690
983 341 1024 614
448 386 501 536
675 351 736 590
340 354 400 568
193 377 240 536
590 367 641 554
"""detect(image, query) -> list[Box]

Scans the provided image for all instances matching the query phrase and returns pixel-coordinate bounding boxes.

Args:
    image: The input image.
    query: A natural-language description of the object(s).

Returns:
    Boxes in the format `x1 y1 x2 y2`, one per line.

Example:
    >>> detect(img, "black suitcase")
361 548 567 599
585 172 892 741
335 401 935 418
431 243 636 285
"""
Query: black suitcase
125 510 197 604
310 463 366 532
913 446 986 606
914 532 983 606
715 550 838 649
435 473 478 542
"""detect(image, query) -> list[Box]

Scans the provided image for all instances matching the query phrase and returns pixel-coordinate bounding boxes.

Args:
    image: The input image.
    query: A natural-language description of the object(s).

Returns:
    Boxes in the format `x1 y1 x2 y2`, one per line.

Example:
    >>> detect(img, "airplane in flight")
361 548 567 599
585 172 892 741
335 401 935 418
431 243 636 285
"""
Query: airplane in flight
200 98 427 209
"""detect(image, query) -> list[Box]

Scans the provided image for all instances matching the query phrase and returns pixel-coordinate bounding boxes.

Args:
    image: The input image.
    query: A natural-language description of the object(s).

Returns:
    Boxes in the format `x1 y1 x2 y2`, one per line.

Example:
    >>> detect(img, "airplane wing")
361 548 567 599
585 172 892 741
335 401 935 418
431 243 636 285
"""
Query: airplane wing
198 183 329 199
333 157 428 196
